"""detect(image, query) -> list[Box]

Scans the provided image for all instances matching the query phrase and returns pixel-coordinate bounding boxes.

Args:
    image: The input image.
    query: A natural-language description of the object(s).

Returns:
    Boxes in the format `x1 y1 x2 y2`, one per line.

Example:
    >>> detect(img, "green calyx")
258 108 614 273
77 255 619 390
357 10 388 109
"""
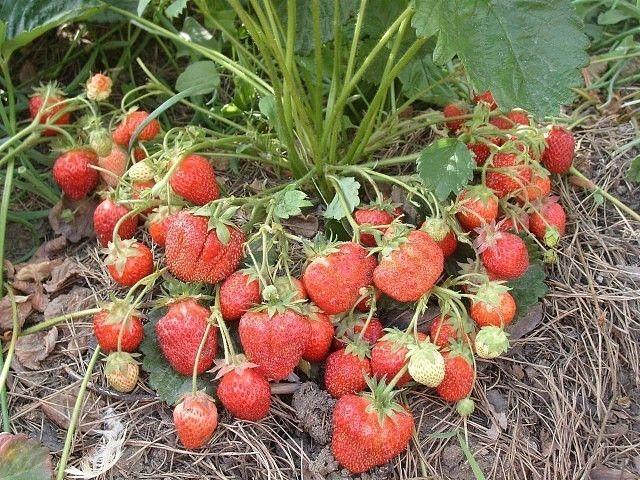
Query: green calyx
460 184 497 206
159 277 210 305
254 284 304 317
302 233 340 260
344 338 371 360
361 198 398 216
105 351 137 373
474 281 511 308
370 221 410 257
475 326 509 359
103 298 140 325
362 376 406 425
192 202 240 246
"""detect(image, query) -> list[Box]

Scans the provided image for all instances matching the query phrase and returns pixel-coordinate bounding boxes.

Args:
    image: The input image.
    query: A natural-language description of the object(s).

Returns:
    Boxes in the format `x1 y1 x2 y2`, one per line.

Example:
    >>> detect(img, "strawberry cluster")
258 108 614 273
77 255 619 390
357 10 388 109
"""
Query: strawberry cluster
35 77 575 474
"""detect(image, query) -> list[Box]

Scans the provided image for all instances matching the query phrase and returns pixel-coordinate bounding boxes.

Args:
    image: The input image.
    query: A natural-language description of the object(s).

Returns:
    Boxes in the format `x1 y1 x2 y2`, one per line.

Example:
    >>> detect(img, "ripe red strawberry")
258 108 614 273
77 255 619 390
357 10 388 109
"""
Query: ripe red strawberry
146 206 179 247
456 186 499 231
497 212 530 233
332 390 414 473
112 110 160 146
529 198 567 245
476 225 529 280
437 231 458 257
220 270 261 321
443 103 467 132
98 146 127 188
467 142 491 165
239 309 310 380
302 308 334 362
370 330 427 387
373 227 444 302
104 352 139 392
156 299 218 376
93 198 139 247
29 86 71 136
52 149 99 200
422 218 458 258
334 315 384 350
507 110 529 126
470 282 517 327
489 115 513 130
165 211 244 284
435 344 475 402
169 154 220 206
430 315 468 348
217 363 271 421
93 300 143 352
473 91 497 110
105 240 154 287
541 126 575 174
354 206 396 247
133 147 147 162
355 286 380 313
518 172 551 204
486 153 532 198
173 392 218 449
302 241 376 315
324 344 371 398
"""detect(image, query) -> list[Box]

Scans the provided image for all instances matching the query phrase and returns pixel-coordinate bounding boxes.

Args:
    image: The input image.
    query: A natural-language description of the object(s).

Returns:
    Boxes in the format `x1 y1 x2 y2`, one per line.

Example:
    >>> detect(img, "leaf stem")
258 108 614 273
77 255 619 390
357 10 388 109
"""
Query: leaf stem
55 346 101 480
20 308 102 337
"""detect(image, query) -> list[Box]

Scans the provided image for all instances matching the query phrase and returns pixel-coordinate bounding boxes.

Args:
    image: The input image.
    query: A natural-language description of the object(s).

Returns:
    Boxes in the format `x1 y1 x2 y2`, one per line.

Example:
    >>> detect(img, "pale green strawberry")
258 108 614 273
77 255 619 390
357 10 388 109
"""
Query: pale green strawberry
421 217 449 242
128 161 154 182
475 326 509 359
407 341 445 387
456 398 475 417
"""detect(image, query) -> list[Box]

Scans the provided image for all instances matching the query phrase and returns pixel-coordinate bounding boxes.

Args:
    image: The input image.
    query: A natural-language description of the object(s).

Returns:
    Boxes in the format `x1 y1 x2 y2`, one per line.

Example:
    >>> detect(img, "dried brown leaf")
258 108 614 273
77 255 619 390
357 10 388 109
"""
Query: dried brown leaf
43 286 94 320
588 467 636 480
34 236 67 260
49 197 97 243
40 385 103 433
0 295 32 332
283 215 319 239
507 303 544 340
14 326 58 370
30 284 50 313
44 258 81 293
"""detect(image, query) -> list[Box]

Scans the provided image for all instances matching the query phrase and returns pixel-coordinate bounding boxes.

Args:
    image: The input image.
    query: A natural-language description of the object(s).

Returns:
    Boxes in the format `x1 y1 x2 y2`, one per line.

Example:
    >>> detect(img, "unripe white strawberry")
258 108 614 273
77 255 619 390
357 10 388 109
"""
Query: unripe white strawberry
407 342 445 387
475 326 509 359
128 161 154 182
421 217 449 242
456 398 475 417
89 128 113 157
105 352 139 392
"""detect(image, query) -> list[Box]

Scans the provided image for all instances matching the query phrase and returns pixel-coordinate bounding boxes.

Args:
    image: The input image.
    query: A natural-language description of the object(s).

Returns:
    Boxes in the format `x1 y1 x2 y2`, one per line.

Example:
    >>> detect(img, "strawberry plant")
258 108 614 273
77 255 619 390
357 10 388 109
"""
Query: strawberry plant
0 1 639 479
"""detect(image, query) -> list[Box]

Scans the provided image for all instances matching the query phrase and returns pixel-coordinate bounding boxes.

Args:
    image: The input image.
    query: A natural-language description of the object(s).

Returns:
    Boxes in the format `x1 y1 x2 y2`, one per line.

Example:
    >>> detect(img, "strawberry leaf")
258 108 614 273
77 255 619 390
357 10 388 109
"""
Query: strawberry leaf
273 189 313 220
175 61 220 95
140 309 212 405
325 176 360 220
0 433 53 480
627 156 640 183
417 137 475 201
507 264 548 317
413 0 589 117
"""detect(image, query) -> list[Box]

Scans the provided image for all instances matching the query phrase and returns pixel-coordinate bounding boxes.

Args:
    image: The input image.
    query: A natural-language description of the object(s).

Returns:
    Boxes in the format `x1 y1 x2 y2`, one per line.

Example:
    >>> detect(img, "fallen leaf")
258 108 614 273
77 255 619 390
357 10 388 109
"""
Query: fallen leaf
507 304 544 340
0 295 32 332
43 286 95 320
0 432 53 480
44 258 81 293
11 280 37 294
30 284 50 313
14 326 58 370
4 260 15 280
589 467 637 480
283 215 319 238
49 197 97 243
15 258 63 283
40 386 104 433
34 236 68 260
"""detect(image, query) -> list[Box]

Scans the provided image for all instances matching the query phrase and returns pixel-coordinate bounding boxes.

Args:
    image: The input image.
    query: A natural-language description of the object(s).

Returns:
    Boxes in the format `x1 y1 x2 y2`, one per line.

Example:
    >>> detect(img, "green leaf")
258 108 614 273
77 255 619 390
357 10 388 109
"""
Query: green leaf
627 156 640 183
413 0 589 117
507 264 548 317
416 137 474 201
274 0 357 55
273 189 313 219
398 47 458 106
165 0 189 18
0 433 53 480
597 9 630 25
0 0 101 55
175 61 220 94
140 309 211 405
325 176 360 220
137 0 151 16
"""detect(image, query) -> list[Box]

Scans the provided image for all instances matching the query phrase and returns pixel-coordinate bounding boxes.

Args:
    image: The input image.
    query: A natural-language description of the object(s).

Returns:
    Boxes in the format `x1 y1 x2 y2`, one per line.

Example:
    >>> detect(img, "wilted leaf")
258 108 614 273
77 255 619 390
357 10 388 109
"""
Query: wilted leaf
325 177 360 220
507 303 543 340
273 189 313 220
282 215 319 239
417 138 475 201
14 326 58 370
30 284 50 313
40 385 103 433
49 197 97 243
43 286 94 320
44 258 81 293
140 310 212 405
0 432 53 480
15 258 63 283
0 295 32 332
33 236 67 260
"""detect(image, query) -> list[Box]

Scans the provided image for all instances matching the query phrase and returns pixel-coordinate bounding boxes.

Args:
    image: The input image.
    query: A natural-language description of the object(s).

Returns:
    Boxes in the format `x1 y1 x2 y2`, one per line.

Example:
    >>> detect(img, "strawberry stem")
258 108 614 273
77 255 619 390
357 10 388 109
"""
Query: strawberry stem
0 289 20 432
191 322 212 395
